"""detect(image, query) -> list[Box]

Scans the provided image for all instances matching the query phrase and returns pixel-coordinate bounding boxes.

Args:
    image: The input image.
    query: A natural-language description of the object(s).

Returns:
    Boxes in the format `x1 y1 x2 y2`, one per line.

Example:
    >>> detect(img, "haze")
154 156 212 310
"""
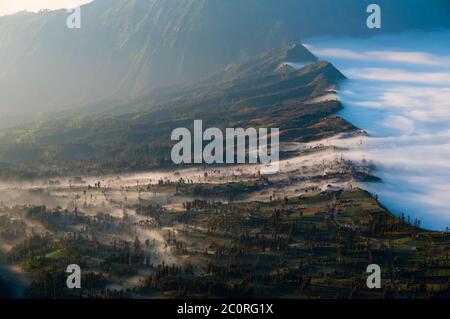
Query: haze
0 0 93 16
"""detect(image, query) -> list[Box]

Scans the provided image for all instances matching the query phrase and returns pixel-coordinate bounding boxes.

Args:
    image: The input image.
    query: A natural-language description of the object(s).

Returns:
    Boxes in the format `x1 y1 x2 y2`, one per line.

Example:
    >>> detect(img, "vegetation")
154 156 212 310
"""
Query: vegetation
0 46 353 178
1 186 448 299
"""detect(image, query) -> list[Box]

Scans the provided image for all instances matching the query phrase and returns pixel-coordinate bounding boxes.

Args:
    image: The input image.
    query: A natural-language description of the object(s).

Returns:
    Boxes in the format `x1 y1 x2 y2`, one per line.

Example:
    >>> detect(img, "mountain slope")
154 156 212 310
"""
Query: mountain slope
0 44 354 178
1 0 449 118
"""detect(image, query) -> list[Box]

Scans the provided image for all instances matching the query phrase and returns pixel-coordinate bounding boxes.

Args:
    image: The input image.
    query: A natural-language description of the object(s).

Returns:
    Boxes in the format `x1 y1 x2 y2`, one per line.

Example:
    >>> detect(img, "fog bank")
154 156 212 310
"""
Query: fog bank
307 31 450 230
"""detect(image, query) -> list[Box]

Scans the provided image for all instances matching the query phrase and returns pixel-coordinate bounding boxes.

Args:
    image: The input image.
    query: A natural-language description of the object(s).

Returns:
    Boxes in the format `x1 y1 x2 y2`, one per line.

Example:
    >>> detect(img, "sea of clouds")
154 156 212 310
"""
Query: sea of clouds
306 31 450 230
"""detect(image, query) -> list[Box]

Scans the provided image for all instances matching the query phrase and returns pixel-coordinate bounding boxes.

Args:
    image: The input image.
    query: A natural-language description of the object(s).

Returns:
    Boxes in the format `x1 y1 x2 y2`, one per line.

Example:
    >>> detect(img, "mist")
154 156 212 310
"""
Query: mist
307 30 450 230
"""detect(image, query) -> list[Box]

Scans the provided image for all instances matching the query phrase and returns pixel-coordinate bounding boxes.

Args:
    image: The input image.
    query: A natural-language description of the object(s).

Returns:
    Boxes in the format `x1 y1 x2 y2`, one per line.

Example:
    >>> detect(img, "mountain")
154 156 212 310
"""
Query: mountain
0 0 449 118
0 44 354 178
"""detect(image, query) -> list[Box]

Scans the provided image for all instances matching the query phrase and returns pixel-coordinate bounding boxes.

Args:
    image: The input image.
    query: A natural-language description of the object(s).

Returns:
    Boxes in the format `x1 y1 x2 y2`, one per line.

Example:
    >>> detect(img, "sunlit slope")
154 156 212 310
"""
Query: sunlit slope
0 45 353 178
0 0 449 117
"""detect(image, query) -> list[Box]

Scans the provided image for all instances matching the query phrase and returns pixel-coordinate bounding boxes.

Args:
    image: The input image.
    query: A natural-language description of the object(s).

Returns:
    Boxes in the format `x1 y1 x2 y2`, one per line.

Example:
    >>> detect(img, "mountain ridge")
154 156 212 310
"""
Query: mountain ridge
0 44 353 178
1 0 449 118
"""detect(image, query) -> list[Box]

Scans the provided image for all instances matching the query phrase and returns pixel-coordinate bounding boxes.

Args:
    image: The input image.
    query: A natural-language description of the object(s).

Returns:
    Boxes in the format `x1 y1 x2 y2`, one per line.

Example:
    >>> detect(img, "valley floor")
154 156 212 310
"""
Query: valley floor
0 137 449 299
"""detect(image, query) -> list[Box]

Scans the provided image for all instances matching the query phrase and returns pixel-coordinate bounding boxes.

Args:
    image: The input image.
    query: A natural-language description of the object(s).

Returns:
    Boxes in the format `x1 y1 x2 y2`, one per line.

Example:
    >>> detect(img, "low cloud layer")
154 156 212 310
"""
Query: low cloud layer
308 31 450 230
310 47 450 68
345 68 450 86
